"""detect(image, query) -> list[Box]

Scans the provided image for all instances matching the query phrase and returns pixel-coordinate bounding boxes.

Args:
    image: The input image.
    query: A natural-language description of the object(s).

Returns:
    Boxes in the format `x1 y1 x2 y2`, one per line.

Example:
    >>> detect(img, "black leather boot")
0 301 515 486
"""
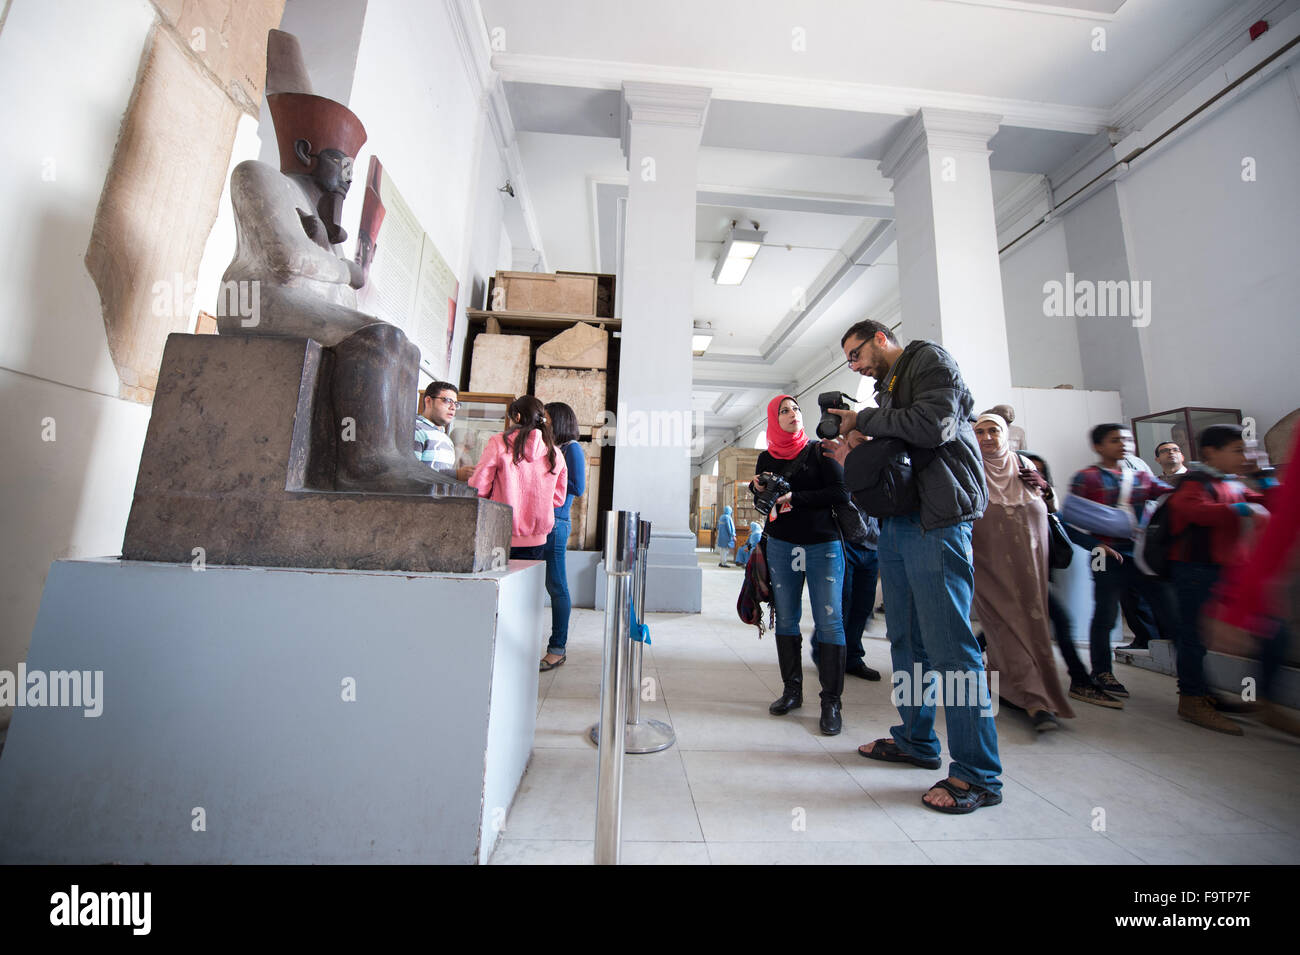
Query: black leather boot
769 633 803 715
818 643 846 735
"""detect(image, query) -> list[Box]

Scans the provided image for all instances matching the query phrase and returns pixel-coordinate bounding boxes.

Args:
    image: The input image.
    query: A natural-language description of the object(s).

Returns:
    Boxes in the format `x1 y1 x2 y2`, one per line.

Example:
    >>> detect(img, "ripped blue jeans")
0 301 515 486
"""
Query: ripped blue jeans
764 537 845 646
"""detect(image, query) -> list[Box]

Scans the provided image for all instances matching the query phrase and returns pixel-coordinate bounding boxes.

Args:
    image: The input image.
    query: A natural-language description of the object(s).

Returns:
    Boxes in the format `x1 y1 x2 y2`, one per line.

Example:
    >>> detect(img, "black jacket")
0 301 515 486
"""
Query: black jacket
755 441 850 545
845 339 987 531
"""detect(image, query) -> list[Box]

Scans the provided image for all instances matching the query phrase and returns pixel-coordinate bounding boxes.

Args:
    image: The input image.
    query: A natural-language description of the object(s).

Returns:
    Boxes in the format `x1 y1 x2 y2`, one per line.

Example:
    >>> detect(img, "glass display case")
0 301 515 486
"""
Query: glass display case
444 392 512 474
1131 407 1242 470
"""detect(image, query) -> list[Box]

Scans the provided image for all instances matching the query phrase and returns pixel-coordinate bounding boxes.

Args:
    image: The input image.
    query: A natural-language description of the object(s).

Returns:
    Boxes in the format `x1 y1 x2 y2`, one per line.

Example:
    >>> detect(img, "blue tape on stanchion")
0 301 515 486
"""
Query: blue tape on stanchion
629 594 651 646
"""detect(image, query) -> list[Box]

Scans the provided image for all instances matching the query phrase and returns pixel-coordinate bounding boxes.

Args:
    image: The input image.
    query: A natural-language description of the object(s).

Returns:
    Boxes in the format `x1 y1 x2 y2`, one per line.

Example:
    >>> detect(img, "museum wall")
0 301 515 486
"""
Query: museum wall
993 64 1300 439
0 0 282 726
1117 65 1300 436
998 220 1086 391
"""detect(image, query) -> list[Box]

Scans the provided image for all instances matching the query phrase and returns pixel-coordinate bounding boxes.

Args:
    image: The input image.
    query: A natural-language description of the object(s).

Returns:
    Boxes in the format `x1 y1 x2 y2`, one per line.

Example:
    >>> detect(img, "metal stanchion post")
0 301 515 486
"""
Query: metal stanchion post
593 510 636 866
623 519 675 754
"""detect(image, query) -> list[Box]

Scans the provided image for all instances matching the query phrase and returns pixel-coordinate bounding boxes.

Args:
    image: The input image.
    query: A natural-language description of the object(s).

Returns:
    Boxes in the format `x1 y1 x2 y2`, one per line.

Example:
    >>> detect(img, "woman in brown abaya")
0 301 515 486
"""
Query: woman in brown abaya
972 413 1075 730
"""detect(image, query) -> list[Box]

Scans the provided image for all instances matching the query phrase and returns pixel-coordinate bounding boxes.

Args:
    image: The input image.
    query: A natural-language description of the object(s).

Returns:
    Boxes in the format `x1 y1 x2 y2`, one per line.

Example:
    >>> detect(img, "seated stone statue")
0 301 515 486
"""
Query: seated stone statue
220 30 465 496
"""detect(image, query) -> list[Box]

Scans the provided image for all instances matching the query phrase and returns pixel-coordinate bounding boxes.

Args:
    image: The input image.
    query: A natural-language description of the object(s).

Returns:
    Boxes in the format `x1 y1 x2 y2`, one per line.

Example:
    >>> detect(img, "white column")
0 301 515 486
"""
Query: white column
879 108 1013 410
604 81 709 612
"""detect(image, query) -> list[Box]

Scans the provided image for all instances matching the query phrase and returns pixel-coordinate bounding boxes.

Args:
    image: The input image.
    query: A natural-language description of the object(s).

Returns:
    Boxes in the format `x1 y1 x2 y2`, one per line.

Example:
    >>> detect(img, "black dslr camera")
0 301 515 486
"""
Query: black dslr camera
816 391 853 439
753 473 792 514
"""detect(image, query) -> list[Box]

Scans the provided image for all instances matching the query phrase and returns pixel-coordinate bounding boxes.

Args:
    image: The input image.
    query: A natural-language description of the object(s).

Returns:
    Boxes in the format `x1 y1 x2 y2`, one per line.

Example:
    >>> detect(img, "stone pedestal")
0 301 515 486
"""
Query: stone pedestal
0 557 545 864
122 333 511 573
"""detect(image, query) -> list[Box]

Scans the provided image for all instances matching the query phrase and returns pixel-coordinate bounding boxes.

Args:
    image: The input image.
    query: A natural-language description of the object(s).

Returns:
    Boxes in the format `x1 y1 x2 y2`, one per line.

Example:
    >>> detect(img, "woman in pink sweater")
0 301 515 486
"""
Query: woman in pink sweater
470 395 568 559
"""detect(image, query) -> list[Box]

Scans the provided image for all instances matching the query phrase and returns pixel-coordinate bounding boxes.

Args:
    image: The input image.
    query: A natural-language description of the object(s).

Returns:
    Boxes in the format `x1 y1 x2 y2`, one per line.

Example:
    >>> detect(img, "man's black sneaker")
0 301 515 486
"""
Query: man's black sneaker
1093 671 1130 698
1069 682 1124 709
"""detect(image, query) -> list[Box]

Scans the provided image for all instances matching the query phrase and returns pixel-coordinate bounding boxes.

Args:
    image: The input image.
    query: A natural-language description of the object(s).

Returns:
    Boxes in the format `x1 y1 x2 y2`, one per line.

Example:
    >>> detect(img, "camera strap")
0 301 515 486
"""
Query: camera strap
781 443 814 478
757 443 814 523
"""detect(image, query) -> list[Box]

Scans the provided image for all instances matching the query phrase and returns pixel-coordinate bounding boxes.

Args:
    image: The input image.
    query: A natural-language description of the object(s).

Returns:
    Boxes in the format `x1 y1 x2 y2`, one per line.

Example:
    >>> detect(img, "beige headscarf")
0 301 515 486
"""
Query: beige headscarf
977 413 1037 507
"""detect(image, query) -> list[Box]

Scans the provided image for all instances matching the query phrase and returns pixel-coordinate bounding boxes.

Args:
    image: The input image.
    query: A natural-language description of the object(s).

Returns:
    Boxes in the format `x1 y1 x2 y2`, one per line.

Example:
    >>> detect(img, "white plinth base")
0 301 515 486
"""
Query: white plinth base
595 532 702 613
0 557 545 864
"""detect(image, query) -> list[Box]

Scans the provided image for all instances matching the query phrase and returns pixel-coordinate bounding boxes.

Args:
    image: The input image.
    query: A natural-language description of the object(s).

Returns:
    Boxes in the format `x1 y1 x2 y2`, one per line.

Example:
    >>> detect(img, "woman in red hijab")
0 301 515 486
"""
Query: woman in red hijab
749 394 854 734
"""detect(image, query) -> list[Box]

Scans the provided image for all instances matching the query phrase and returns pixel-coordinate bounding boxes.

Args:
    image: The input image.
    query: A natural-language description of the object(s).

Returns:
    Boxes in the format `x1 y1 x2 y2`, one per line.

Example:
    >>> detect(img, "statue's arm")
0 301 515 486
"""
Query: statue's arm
229 161 353 286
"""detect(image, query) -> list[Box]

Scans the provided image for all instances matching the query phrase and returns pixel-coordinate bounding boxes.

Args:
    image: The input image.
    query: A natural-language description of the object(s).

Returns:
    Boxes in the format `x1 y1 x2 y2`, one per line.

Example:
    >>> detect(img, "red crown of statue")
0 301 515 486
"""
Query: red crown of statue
266 92 368 175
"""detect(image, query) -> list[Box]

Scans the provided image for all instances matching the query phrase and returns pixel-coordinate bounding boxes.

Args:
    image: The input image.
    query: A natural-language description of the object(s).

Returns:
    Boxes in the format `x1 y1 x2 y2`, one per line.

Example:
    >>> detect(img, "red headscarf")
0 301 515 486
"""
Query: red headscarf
765 394 809 460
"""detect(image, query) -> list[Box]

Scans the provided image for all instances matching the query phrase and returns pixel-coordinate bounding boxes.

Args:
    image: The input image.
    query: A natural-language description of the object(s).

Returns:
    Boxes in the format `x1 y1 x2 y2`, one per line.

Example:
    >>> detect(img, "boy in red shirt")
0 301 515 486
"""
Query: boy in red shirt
1167 423 1275 734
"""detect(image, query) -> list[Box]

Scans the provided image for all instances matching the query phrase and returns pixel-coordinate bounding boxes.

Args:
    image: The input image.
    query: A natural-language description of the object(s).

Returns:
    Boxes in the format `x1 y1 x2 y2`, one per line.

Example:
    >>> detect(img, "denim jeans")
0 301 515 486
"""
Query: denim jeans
511 545 545 560
543 518 571 655
1088 553 1180 675
812 540 877 665
877 516 1001 794
765 537 845 647
1169 560 1218 697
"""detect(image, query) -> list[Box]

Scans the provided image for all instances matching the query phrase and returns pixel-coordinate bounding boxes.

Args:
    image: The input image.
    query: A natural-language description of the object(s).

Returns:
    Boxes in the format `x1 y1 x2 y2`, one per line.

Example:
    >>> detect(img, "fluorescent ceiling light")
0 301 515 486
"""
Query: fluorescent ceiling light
712 226 765 286
691 332 714 355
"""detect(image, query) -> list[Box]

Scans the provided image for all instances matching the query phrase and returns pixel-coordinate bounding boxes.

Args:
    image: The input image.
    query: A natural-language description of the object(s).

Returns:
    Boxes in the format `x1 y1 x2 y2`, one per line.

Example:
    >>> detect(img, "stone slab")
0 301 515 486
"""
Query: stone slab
535 368 607 428
535 321 608 370
469 334 530 397
85 28 242 402
0 557 545 864
122 334 511 574
154 0 285 113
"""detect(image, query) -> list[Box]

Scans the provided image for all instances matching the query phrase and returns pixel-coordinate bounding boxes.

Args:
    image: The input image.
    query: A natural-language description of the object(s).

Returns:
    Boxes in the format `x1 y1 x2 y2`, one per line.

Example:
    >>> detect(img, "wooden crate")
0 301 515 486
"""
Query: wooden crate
496 271 598 316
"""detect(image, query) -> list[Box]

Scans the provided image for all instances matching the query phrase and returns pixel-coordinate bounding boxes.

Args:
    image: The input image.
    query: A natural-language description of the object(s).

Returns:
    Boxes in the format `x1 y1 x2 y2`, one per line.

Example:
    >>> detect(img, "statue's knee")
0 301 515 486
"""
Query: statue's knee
337 320 401 356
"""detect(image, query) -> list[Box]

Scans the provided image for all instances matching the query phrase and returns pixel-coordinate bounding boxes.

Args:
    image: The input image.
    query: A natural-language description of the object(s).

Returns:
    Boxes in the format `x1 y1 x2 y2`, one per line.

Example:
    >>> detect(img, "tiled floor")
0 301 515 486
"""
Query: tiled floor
489 553 1300 865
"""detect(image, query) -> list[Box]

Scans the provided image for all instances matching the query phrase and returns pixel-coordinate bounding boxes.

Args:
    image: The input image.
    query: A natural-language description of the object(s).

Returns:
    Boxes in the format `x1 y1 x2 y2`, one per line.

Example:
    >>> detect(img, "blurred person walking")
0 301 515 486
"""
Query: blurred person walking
1021 451 1123 710
1166 423 1276 734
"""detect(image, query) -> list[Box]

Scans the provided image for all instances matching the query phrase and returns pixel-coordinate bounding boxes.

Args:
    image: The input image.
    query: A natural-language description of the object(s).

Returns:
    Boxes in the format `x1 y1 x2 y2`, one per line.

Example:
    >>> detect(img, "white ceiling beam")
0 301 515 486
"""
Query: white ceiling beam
760 219 896 358
489 53 1109 135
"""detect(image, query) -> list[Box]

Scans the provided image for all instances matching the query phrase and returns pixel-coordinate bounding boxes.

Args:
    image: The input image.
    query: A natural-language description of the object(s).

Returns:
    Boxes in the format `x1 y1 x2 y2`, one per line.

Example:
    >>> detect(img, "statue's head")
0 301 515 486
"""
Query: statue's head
267 92 367 184
293 142 354 197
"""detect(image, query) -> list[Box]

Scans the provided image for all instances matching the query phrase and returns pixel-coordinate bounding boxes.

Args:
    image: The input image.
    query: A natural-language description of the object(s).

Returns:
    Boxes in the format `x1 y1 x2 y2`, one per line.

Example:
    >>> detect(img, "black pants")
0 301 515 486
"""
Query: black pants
1046 581 1090 686
1089 556 1179 675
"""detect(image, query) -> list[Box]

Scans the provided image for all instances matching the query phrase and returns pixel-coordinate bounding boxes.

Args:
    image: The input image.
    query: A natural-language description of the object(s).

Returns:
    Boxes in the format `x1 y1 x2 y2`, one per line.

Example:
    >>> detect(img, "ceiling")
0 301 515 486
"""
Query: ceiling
477 0 1255 462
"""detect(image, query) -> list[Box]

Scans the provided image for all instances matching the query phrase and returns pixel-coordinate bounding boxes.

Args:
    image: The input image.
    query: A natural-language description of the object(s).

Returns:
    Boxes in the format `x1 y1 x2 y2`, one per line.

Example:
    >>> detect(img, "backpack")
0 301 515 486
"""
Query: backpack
840 347 937 518
736 536 775 636
844 437 934 518
1135 471 1210 578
